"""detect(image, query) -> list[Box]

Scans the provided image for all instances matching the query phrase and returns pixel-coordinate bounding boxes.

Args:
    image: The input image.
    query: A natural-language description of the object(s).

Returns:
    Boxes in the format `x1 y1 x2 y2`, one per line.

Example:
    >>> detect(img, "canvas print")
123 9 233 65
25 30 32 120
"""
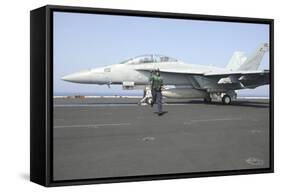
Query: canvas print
53 11 270 181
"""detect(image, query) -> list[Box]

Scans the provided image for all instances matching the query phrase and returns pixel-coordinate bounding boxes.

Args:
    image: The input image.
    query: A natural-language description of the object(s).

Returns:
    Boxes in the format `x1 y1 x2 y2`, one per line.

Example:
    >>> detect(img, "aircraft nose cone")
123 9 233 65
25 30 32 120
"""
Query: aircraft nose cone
61 70 91 83
61 74 78 82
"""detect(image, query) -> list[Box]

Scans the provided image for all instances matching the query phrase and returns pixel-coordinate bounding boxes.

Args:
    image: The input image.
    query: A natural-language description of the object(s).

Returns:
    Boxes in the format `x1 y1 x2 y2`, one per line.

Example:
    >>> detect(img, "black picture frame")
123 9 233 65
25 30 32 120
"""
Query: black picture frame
30 5 274 187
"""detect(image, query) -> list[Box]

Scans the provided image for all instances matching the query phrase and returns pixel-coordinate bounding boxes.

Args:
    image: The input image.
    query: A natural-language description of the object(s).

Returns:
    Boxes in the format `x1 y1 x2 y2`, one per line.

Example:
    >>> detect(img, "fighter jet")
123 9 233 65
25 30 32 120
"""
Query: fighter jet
62 43 269 104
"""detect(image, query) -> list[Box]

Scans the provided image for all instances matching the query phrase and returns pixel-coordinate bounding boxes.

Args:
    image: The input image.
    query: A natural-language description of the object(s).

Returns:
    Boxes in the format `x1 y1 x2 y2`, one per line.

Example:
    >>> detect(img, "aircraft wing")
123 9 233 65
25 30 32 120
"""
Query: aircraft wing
136 68 269 77
204 70 269 77
136 68 204 75
210 70 270 87
136 68 269 88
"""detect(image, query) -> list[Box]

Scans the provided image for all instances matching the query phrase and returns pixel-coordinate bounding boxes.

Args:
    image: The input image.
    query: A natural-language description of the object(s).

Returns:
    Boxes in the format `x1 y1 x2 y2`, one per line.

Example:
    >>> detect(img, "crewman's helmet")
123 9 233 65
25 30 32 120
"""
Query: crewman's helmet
156 68 160 76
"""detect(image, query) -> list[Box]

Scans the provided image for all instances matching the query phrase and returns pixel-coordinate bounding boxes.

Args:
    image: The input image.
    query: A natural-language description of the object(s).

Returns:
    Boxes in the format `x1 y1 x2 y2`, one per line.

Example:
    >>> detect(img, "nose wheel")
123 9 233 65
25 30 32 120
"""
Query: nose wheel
139 87 153 105
147 97 153 105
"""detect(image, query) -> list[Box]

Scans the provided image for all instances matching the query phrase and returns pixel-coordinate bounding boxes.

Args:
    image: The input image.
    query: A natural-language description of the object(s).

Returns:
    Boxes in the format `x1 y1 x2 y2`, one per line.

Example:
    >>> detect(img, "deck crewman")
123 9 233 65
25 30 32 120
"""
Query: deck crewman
150 69 165 115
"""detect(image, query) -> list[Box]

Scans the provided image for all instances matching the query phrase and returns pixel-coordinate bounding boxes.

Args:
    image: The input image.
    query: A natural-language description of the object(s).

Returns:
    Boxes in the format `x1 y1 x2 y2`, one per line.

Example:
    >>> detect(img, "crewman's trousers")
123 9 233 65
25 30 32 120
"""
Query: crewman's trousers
155 91 163 113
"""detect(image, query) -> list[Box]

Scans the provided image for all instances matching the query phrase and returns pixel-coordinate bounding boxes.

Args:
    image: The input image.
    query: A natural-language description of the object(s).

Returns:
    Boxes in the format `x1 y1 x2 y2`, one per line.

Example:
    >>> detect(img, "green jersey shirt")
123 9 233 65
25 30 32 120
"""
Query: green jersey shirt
150 75 163 91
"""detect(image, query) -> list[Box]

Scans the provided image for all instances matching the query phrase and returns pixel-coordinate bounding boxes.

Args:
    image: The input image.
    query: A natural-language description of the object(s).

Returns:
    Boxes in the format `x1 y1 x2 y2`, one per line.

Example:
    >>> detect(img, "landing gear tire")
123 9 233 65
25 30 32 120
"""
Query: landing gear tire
222 95 231 105
147 97 153 105
204 97 211 103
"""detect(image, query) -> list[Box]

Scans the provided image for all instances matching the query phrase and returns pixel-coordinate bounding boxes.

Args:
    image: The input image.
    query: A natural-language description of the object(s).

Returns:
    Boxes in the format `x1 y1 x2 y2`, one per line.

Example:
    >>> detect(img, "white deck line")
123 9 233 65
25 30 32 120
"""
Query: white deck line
184 118 243 125
54 122 131 129
54 96 269 99
53 96 142 99
54 104 139 107
237 96 269 99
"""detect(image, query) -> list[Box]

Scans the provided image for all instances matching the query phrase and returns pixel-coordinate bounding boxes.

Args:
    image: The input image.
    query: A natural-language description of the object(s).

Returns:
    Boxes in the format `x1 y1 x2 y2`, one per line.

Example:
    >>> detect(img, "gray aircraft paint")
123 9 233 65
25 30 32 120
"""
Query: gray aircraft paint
62 43 269 103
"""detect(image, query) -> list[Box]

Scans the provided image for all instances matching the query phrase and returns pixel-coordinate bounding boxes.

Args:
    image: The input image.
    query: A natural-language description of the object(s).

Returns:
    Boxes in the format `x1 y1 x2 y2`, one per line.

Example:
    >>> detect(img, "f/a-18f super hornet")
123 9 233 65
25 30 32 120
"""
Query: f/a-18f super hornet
62 43 269 104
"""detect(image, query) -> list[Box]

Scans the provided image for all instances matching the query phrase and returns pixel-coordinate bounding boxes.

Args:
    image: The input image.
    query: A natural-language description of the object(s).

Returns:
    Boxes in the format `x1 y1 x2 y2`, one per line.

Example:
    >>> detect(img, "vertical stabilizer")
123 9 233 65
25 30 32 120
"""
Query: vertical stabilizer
226 43 269 71
226 52 247 71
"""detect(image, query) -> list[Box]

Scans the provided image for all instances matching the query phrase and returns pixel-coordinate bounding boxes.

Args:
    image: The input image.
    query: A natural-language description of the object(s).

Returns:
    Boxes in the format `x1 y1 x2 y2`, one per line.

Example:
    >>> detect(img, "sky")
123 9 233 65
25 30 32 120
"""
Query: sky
53 11 270 96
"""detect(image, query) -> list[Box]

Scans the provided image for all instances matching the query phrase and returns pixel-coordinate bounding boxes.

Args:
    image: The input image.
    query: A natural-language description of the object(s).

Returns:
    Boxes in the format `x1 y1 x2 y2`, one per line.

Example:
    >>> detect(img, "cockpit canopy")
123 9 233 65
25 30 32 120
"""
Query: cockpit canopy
120 54 178 65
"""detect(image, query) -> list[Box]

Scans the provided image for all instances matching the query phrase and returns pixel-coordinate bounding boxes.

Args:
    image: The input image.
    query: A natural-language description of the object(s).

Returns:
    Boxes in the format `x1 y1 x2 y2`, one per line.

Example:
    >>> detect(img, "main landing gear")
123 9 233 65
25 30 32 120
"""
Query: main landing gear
204 91 236 105
222 94 231 105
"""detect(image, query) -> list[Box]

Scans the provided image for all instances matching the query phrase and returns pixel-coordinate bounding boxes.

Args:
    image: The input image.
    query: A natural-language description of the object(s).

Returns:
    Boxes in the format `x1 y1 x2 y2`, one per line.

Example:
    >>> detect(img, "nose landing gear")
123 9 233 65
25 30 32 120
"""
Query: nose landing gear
139 87 153 105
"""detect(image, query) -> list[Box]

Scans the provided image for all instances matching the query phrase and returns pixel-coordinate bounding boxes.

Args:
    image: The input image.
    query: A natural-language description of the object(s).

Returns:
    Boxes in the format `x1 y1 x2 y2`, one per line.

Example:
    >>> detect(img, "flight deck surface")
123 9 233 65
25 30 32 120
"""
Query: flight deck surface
53 97 270 180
